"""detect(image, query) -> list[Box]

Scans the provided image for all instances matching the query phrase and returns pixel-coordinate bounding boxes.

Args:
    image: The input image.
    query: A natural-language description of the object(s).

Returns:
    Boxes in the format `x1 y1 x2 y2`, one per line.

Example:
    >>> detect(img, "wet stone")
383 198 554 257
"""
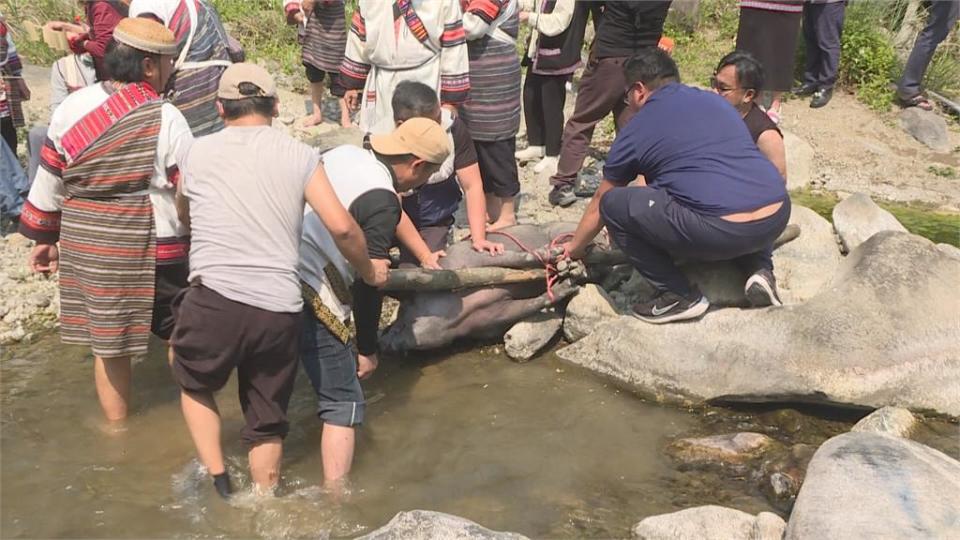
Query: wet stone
851 406 916 438
667 432 775 465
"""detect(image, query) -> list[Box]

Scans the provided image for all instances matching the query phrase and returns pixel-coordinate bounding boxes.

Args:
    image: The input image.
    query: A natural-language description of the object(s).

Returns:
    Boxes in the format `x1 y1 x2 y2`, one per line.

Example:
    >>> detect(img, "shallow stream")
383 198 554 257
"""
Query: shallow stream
1 336 957 538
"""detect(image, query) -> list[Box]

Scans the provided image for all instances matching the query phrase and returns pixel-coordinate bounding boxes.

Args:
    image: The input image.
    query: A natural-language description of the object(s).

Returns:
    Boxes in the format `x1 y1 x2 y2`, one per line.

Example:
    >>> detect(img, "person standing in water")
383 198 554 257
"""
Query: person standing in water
19 18 192 422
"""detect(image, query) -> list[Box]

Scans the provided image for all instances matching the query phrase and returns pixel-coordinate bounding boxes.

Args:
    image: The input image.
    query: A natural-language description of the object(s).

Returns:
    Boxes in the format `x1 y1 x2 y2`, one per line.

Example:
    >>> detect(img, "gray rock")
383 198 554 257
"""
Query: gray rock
772 205 841 304
832 193 907 253
559 232 960 415
783 130 815 191
937 242 960 261
357 510 528 540
899 107 950 153
504 311 562 362
785 432 960 539
667 432 775 465
851 406 916 438
633 506 785 540
563 284 619 342
27 293 50 308
666 0 701 30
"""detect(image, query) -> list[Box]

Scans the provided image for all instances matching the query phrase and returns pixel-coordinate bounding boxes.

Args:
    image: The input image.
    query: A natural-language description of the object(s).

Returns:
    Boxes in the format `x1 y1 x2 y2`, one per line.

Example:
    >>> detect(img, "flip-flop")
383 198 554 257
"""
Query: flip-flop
897 94 934 111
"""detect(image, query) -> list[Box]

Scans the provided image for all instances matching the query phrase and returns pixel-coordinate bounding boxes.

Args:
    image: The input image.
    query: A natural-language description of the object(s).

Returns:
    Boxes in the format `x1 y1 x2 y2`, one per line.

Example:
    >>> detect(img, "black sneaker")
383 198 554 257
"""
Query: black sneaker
744 269 783 307
632 288 710 324
548 186 577 207
809 87 833 108
792 83 818 97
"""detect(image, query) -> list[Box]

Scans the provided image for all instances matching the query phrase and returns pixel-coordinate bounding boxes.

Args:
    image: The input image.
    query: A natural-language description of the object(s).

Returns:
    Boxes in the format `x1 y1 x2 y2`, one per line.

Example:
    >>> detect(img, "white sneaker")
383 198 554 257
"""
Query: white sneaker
515 145 545 162
533 155 559 174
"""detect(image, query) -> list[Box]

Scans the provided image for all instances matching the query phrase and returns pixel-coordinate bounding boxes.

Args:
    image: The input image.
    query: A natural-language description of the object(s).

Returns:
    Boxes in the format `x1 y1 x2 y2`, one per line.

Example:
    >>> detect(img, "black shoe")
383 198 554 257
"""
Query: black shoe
810 87 833 108
548 185 577 207
744 269 783 307
212 472 233 499
632 288 710 324
793 83 818 97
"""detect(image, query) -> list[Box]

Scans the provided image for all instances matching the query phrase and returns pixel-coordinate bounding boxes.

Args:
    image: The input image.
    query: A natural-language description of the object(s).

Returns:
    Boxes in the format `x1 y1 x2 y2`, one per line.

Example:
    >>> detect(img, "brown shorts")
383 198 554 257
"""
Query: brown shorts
170 284 302 445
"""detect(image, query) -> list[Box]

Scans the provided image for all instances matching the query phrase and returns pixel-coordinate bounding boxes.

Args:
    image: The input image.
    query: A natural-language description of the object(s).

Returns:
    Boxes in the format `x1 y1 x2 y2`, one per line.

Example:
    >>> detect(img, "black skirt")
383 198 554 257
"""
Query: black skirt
736 7 803 92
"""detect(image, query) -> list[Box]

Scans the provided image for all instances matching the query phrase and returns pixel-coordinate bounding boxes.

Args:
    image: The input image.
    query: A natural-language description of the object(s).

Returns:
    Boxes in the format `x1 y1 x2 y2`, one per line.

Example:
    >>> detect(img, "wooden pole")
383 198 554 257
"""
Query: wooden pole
383 267 547 292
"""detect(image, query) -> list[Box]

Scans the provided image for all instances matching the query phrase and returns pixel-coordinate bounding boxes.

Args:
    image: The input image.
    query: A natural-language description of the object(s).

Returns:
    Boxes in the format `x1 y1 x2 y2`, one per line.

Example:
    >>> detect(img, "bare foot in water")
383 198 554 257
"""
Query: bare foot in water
301 114 323 128
486 218 516 232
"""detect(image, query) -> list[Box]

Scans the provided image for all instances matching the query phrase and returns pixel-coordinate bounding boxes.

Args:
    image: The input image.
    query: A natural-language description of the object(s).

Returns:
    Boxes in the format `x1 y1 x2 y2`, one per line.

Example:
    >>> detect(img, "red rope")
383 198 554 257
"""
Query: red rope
487 231 575 302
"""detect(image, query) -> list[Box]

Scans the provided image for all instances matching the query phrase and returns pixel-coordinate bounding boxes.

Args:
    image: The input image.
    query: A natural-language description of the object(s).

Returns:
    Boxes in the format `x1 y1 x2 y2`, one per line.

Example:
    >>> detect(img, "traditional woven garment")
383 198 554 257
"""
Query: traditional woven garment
285 0 348 73
340 0 470 134
0 19 25 128
461 0 521 141
20 82 191 357
129 0 232 136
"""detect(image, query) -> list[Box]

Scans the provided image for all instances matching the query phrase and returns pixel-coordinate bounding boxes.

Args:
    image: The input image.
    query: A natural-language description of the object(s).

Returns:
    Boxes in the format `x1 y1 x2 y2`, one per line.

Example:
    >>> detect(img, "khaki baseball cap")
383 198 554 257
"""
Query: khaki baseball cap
217 63 277 100
369 117 449 165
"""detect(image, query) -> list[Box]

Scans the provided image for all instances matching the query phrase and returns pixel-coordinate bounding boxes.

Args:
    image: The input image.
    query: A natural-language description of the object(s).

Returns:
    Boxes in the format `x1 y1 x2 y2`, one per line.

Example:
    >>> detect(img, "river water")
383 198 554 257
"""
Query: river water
1 335 956 538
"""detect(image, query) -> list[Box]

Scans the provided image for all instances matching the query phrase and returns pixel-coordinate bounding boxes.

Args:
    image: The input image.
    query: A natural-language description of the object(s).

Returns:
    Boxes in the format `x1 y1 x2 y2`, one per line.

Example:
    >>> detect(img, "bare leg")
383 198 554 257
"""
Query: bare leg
180 390 226 475
303 81 325 127
321 423 355 493
487 196 517 232
485 193 502 224
338 97 352 128
94 355 131 421
248 438 283 493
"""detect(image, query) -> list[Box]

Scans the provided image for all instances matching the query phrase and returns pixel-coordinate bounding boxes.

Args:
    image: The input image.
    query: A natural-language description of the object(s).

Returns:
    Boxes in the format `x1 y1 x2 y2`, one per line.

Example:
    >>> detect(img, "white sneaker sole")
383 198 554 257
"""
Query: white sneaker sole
745 275 783 307
634 296 711 324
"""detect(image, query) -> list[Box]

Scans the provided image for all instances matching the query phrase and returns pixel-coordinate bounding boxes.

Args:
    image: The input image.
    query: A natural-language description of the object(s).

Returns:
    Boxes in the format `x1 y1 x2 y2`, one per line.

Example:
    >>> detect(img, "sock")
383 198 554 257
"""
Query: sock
212 472 233 499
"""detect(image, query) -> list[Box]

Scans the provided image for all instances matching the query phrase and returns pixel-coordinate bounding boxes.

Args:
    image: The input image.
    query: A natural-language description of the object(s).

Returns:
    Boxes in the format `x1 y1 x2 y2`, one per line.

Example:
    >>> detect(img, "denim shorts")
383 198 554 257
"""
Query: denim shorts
300 312 365 427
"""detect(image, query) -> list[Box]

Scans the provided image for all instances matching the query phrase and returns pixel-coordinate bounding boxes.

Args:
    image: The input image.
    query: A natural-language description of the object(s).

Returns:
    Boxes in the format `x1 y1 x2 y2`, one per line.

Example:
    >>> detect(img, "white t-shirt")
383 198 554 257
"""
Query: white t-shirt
178 125 320 313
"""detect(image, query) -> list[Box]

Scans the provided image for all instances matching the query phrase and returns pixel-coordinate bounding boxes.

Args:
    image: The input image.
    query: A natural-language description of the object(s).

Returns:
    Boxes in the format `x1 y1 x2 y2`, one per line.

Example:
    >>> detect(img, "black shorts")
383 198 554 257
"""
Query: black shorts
476 138 520 197
304 63 345 97
170 284 302 445
151 262 189 340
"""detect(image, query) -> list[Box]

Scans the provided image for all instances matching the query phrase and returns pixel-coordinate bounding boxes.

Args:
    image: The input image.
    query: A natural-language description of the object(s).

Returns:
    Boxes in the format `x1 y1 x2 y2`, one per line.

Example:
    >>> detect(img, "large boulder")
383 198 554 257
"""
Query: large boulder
558 232 960 415
899 107 951 153
832 193 908 253
783 130 815 191
772 205 841 304
563 284 619 342
357 511 528 540
504 311 562 362
633 506 786 540
785 432 960 539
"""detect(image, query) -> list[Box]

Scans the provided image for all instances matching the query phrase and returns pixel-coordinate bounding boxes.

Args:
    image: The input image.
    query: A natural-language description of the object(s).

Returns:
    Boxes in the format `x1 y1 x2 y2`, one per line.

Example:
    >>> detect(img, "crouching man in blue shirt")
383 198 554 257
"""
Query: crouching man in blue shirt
562 48 790 324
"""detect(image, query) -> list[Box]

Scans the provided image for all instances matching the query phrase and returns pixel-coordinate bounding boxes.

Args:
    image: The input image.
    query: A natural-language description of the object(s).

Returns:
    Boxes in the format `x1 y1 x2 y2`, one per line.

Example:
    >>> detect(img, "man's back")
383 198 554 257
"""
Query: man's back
604 83 786 216
594 1 672 58
180 126 319 312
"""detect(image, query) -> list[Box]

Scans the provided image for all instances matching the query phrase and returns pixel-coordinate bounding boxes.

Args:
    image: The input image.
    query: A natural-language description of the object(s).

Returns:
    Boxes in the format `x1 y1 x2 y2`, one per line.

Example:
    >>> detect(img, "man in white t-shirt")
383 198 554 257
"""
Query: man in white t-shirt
173 63 389 498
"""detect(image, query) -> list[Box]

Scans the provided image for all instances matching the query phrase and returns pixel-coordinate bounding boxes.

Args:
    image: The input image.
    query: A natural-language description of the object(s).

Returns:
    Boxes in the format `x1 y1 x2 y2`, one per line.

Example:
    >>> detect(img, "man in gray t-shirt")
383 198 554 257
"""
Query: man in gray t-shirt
172 63 388 498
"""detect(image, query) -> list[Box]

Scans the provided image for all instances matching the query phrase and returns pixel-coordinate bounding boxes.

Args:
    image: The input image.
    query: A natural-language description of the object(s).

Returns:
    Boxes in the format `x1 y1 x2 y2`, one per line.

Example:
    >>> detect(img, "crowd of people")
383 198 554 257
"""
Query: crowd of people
0 0 957 498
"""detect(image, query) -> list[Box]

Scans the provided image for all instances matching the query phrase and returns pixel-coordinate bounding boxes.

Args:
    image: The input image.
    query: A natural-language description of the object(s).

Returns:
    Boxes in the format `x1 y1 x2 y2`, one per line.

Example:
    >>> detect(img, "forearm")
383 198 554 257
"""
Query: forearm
396 210 433 263
352 281 383 355
570 180 615 253
460 166 489 242
332 225 375 280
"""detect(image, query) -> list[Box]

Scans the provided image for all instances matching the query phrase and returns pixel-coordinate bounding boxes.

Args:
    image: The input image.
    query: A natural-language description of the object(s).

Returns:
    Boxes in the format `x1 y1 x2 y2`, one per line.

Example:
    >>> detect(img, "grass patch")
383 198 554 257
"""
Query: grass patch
791 188 960 247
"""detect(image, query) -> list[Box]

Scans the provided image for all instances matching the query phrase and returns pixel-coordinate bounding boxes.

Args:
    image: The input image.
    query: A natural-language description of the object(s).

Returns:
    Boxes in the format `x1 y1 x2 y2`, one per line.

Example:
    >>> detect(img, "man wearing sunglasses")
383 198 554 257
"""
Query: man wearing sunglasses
562 48 790 324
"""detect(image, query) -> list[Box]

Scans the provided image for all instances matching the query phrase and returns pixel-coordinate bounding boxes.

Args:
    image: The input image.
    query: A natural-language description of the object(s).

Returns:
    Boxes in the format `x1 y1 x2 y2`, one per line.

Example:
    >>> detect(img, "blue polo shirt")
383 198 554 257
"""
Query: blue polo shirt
603 83 787 216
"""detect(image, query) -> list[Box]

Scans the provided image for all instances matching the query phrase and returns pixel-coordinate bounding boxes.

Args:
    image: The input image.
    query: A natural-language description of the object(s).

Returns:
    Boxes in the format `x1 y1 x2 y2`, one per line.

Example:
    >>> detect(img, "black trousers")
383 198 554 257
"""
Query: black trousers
1 117 16 153
599 186 791 296
522 72 568 156
802 1 847 89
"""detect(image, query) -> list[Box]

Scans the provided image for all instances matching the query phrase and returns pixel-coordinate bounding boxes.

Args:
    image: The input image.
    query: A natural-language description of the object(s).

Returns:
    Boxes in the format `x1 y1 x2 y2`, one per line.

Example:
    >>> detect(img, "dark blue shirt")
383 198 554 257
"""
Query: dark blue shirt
603 83 787 216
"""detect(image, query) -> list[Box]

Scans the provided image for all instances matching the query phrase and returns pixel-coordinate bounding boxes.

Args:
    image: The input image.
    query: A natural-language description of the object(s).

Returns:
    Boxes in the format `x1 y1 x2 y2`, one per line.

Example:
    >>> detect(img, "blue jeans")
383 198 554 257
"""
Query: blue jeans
898 0 960 98
300 312 365 427
0 137 28 220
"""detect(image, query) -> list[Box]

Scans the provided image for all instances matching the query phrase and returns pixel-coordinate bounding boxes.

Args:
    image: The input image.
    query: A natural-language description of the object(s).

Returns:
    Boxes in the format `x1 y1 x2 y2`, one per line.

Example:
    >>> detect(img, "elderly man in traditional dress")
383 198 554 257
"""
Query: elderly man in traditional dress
128 0 233 136
19 18 192 423
340 0 471 135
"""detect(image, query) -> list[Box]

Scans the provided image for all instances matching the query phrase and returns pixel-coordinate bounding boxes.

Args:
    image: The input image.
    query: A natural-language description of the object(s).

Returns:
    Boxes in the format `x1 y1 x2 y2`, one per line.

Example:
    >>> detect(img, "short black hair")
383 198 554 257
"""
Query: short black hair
392 80 440 122
219 82 277 120
104 40 149 83
716 50 765 91
623 48 680 92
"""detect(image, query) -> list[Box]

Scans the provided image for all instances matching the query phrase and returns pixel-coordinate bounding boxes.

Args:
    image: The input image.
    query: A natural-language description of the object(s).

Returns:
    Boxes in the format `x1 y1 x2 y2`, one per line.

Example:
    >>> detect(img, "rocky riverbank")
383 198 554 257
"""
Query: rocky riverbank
0 233 59 345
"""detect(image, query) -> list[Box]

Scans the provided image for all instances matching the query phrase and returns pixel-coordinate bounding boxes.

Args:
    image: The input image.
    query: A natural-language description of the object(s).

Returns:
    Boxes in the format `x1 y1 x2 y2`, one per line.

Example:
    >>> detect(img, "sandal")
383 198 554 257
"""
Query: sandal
897 94 933 111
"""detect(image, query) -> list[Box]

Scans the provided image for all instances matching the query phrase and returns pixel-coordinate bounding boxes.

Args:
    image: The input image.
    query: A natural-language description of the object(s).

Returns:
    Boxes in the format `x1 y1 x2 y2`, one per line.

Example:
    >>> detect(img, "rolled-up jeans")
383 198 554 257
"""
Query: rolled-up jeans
300 312 365 427
599 186 791 296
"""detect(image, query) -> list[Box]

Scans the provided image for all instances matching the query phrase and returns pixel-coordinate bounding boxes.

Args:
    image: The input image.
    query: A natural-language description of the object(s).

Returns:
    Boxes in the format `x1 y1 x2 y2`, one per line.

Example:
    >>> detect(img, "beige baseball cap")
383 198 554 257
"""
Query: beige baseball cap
112 17 178 55
369 117 450 165
217 63 277 100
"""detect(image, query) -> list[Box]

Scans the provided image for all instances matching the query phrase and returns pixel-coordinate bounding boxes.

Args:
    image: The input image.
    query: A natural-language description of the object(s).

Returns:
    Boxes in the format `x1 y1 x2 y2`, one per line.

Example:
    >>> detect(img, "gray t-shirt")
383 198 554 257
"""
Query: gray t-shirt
179 126 320 313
